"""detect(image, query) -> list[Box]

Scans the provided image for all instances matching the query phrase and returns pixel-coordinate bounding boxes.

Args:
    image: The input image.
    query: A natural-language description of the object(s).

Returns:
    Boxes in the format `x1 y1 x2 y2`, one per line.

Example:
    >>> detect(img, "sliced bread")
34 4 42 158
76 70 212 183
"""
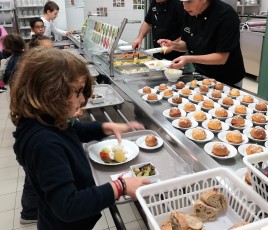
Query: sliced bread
228 221 249 229
184 214 203 230
201 188 227 211
160 220 173 230
194 200 218 222
170 212 188 230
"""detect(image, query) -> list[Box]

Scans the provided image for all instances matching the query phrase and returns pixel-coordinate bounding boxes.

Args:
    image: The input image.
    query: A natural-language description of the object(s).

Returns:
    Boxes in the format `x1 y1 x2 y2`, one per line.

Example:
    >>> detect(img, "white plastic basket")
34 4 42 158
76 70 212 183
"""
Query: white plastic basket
136 168 268 230
243 152 268 202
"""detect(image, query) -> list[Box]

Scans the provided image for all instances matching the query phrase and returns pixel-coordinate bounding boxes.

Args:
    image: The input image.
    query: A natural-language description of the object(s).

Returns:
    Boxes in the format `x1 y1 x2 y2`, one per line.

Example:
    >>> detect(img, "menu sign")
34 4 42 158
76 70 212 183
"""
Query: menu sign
91 21 119 52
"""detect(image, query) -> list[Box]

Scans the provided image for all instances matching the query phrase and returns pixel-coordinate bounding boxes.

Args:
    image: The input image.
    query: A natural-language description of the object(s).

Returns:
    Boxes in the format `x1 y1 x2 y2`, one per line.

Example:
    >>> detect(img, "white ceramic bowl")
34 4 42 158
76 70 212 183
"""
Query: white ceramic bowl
164 68 183 82
130 162 159 182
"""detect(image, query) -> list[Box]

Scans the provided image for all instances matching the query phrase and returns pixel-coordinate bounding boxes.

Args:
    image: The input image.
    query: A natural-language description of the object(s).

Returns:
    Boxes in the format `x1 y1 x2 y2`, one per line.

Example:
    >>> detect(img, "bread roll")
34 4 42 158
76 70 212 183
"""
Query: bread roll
214 83 224 90
234 105 247 114
251 113 267 123
176 81 185 89
228 221 249 230
159 84 168 91
145 134 158 147
199 85 209 93
231 115 245 127
170 212 188 230
190 79 198 87
226 130 243 143
202 99 214 109
192 127 207 140
142 86 151 94
222 96 234 106
211 89 221 98
160 221 172 230
201 188 227 210
163 89 173 97
246 144 263 155
208 119 222 130
181 87 192 95
215 107 228 117
202 79 212 86
172 95 182 104
183 102 196 112
229 88 240 97
245 171 252 186
250 126 266 140
147 93 158 100
178 117 192 128
209 78 217 84
255 102 267 111
212 143 229 156
193 93 204 102
184 214 203 230
193 110 207 121
242 95 254 103
194 200 218 222
169 107 181 117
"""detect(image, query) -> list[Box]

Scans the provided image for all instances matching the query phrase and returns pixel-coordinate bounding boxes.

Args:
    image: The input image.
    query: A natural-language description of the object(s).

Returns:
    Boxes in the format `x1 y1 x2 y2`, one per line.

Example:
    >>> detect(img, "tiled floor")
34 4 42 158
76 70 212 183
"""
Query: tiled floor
0 76 259 230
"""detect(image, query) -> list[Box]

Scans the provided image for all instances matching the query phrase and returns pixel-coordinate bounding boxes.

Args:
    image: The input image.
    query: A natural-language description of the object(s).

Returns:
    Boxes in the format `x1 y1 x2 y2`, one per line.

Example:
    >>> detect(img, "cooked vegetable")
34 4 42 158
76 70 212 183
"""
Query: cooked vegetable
133 163 156 177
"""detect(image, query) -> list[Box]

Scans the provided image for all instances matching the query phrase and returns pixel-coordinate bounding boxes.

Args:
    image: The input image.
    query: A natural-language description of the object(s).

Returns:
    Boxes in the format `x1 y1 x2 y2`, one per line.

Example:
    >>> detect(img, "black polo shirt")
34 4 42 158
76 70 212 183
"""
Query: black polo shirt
181 0 245 85
145 0 185 60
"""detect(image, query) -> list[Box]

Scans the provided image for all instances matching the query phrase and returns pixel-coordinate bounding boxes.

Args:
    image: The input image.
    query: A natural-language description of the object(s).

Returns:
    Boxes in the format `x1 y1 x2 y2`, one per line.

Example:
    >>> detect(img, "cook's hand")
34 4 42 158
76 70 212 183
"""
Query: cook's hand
157 39 173 53
170 56 188 69
132 38 142 50
124 177 151 199
66 30 75 35
102 121 145 143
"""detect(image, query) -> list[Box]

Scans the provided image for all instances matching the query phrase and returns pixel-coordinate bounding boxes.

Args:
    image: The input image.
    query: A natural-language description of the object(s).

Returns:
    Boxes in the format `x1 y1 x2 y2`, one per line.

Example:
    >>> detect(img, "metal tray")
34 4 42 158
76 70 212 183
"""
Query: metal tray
84 129 193 202
84 84 124 109
115 64 150 75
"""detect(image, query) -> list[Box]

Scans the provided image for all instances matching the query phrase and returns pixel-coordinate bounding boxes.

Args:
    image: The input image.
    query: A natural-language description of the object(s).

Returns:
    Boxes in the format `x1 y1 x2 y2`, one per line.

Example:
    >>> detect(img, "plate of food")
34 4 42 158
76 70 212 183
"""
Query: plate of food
138 87 157 95
178 102 201 113
154 84 172 92
163 108 186 120
198 100 221 111
171 117 198 131
228 105 253 117
167 96 188 106
118 45 133 51
204 141 237 159
237 95 259 105
248 102 268 113
188 94 208 104
235 167 252 187
185 127 214 143
144 60 172 70
246 113 268 126
238 143 267 157
225 117 253 130
202 119 230 133
197 79 215 88
136 134 164 150
217 130 249 146
194 86 213 95
218 97 240 108
160 89 174 99
142 93 162 103
208 108 233 120
178 88 194 97
224 88 245 98
206 92 228 101
88 139 139 165
187 110 212 122
243 127 268 143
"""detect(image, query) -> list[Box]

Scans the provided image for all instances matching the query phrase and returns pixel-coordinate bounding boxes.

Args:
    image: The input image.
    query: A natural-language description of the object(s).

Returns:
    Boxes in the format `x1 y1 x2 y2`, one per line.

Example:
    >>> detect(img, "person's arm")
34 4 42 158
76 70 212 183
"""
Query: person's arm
132 22 152 50
157 39 188 53
51 22 69 36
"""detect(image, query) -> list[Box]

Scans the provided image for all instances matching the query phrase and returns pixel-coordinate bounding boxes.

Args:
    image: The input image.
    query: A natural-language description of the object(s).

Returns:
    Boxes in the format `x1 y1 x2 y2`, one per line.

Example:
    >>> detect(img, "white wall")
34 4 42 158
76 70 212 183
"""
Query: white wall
52 0 67 30
83 0 145 43
260 0 268 13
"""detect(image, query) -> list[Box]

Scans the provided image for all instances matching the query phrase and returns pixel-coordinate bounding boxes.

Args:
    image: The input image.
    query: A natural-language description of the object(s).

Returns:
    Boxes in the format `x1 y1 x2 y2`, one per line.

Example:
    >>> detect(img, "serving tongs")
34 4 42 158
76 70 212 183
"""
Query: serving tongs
132 48 140 64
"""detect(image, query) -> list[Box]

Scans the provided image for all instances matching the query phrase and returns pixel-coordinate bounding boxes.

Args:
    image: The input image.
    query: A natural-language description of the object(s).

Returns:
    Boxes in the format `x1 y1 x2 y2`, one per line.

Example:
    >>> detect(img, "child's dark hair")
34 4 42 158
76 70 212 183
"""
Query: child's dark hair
3 33 25 54
28 35 51 49
44 1 59 14
30 17 44 29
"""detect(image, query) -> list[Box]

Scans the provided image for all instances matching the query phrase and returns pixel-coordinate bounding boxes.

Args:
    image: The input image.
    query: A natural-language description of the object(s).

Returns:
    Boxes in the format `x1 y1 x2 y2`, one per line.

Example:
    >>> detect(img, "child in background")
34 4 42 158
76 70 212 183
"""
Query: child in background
30 17 46 36
28 35 53 49
41 1 74 39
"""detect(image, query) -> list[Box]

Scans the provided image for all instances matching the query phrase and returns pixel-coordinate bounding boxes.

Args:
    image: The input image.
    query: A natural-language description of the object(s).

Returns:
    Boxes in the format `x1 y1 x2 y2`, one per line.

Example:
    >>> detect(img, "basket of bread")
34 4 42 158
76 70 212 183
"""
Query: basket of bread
136 168 268 230
243 152 268 202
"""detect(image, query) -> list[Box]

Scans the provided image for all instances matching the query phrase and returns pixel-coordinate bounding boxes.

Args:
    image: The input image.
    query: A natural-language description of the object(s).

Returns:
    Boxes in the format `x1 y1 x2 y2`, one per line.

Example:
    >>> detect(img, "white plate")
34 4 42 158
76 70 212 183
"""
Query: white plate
159 91 174 99
88 139 139 165
144 60 172 71
118 45 133 51
217 131 249 146
224 90 245 98
246 114 268 126
185 128 214 143
202 120 229 133
266 124 268 130
198 101 221 111
206 92 228 101
265 141 268 148
243 127 268 143
135 135 164 150
154 85 172 92
186 82 198 89
213 85 230 92
235 167 251 187
167 97 189 106
178 103 201 113
187 111 212 122
238 143 267 157
197 80 215 88
208 108 233 120
162 108 186 120
218 98 240 108
178 89 194 97
204 141 237 159
188 95 208 104
194 87 213 95
144 47 163 55
236 95 259 105
138 88 157 95
171 119 198 131
228 105 253 117
225 118 253 130
248 103 268 113
142 94 162 103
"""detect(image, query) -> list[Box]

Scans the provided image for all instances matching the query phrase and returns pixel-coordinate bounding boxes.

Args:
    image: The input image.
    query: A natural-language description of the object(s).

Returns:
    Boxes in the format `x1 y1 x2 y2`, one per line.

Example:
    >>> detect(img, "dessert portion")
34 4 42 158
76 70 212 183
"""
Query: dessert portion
211 89 221 98
172 95 182 104
99 144 127 163
234 104 247 114
142 86 151 94
246 144 263 155
208 119 222 130
222 96 234 106
212 143 229 156
193 110 207 121
231 115 245 127
190 79 198 87
183 102 196 112
202 79 212 86
202 99 214 109
169 107 181 117
147 93 158 100
192 127 207 140
226 130 243 143
215 107 228 118
199 85 209 93
163 89 173 97
242 95 254 103
193 93 204 102
214 83 223 90
145 134 158 147
229 88 240 97
251 112 267 123
181 87 192 95
176 81 185 89
255 102 267 111
178 116 192 128
159 83 168 91
245 170 252 186
250 126 266 140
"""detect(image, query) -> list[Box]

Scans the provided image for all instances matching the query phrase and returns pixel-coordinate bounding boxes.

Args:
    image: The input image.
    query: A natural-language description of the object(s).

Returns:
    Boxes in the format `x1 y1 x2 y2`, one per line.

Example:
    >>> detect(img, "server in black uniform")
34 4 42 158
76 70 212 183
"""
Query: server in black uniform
132 0 185 60
158 0 245 86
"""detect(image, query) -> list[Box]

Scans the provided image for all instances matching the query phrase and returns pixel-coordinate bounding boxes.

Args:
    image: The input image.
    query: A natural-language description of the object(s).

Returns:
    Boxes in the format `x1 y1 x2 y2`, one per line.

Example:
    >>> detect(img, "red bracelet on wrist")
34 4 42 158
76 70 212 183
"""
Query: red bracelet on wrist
113 180 123 200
